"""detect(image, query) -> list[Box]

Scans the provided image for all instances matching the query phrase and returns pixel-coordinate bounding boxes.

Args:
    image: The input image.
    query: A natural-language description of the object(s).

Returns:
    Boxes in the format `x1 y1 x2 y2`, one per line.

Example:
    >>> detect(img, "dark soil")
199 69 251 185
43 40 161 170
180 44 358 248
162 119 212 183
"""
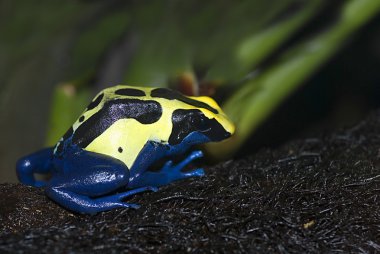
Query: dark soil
1 112 380 253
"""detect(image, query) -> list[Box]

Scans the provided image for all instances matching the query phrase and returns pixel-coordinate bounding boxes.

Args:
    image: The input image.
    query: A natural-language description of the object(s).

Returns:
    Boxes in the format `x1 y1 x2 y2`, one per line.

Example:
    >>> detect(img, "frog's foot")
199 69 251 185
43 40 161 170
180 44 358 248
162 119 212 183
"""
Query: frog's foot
129 150 205 188
161 150 205 179
46 186 157 214
162 150 203 171
16 147 54 187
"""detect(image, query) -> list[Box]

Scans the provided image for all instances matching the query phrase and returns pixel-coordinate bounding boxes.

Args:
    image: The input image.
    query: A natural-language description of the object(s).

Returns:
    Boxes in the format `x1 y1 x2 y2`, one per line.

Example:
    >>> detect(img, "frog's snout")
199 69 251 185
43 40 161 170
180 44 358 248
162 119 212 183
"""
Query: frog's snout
224 131 232 139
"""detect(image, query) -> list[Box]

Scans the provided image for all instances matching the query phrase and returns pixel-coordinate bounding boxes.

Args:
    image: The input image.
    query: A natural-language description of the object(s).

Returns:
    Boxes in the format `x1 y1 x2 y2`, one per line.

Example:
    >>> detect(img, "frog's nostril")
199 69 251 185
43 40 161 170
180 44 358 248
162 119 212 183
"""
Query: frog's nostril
224 132 231 138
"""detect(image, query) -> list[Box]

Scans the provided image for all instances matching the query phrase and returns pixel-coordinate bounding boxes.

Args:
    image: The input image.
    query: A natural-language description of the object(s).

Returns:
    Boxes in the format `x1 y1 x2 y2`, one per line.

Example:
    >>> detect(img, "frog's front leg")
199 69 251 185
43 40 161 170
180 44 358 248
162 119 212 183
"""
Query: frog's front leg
129 150 205 188
46 150 156 214
16 147 54 187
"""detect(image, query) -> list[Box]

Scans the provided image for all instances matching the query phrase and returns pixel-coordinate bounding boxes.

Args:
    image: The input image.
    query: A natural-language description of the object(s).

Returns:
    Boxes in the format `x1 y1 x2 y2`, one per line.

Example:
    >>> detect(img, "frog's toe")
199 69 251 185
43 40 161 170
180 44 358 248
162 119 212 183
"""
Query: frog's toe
173 150 204 172
190 150 203 160
161 151 204 175
161 160 174 173
182 168 205 178
149 186 159 192
116 202 140 209
115 186 158 200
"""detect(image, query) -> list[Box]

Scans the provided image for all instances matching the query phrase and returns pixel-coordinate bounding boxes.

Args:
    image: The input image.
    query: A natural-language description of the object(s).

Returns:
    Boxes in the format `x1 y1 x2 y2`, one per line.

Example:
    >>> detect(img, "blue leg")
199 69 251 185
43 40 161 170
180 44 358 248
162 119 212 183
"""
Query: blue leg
16 147 54 187
46 185 157 214
129 150 205 188
46 150 157 214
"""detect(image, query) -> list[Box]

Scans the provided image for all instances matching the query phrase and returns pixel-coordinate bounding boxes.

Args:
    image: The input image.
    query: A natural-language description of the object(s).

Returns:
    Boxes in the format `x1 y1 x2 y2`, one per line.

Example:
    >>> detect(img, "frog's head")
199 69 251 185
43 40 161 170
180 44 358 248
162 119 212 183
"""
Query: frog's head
169 108 234 146
151 88 235 146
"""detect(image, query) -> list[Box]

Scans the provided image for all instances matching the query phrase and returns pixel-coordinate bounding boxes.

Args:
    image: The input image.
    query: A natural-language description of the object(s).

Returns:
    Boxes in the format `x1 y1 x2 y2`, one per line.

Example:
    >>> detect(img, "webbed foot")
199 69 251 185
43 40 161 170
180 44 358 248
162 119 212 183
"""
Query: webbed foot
161 150 205 180
129 150 205 188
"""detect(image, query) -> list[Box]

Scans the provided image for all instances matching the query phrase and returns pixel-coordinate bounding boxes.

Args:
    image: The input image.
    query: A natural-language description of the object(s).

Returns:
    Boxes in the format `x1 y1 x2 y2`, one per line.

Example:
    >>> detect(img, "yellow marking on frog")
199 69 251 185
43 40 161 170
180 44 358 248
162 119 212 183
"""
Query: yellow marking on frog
85 106 174 168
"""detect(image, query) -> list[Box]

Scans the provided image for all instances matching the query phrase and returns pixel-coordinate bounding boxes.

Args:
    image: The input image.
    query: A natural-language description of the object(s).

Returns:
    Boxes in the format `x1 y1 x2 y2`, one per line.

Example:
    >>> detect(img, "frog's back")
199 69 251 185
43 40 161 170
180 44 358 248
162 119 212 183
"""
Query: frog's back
54 86 166 167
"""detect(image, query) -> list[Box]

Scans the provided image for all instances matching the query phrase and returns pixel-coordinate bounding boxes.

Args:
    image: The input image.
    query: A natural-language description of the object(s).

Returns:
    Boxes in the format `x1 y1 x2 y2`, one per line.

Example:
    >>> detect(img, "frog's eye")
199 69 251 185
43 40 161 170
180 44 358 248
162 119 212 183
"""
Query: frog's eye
191 115 209 131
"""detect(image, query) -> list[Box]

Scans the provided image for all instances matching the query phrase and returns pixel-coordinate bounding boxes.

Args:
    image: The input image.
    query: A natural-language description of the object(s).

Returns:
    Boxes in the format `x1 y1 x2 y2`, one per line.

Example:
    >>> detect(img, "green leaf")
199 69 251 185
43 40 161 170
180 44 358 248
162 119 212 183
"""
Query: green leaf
45 83 91 146
206 0 380 158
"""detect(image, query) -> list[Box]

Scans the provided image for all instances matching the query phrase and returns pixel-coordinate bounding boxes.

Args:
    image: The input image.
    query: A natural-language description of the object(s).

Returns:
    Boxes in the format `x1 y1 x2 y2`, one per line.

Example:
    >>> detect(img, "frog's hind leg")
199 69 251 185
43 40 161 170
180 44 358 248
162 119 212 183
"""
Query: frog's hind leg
46 185 157 214
16 147 54 187
45 150 156 214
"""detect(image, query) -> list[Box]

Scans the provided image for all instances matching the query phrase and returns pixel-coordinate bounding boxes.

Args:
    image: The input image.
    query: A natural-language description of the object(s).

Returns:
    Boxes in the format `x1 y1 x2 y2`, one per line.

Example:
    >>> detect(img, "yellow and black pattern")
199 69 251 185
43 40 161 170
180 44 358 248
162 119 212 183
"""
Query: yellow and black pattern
54 85 235 169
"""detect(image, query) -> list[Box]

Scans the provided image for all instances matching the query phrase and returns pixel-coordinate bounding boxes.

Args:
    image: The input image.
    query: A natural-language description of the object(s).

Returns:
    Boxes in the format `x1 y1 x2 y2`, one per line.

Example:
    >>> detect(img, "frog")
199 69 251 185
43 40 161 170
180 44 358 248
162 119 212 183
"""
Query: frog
16 85 235 214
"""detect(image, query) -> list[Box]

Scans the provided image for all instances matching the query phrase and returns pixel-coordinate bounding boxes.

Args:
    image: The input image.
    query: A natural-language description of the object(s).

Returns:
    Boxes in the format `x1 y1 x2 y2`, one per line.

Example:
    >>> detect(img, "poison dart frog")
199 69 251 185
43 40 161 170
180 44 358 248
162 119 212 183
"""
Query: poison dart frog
16 85 235 214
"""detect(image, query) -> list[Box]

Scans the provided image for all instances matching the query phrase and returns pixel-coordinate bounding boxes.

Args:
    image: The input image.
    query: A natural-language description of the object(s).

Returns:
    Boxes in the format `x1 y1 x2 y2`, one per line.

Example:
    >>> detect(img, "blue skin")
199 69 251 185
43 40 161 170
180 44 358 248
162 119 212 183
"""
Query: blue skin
16 132 209 214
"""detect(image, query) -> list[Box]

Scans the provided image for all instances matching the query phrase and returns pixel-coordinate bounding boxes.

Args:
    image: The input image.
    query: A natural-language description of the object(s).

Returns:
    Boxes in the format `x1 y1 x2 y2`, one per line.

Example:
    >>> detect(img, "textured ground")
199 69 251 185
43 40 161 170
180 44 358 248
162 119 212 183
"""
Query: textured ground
1 111 380 253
